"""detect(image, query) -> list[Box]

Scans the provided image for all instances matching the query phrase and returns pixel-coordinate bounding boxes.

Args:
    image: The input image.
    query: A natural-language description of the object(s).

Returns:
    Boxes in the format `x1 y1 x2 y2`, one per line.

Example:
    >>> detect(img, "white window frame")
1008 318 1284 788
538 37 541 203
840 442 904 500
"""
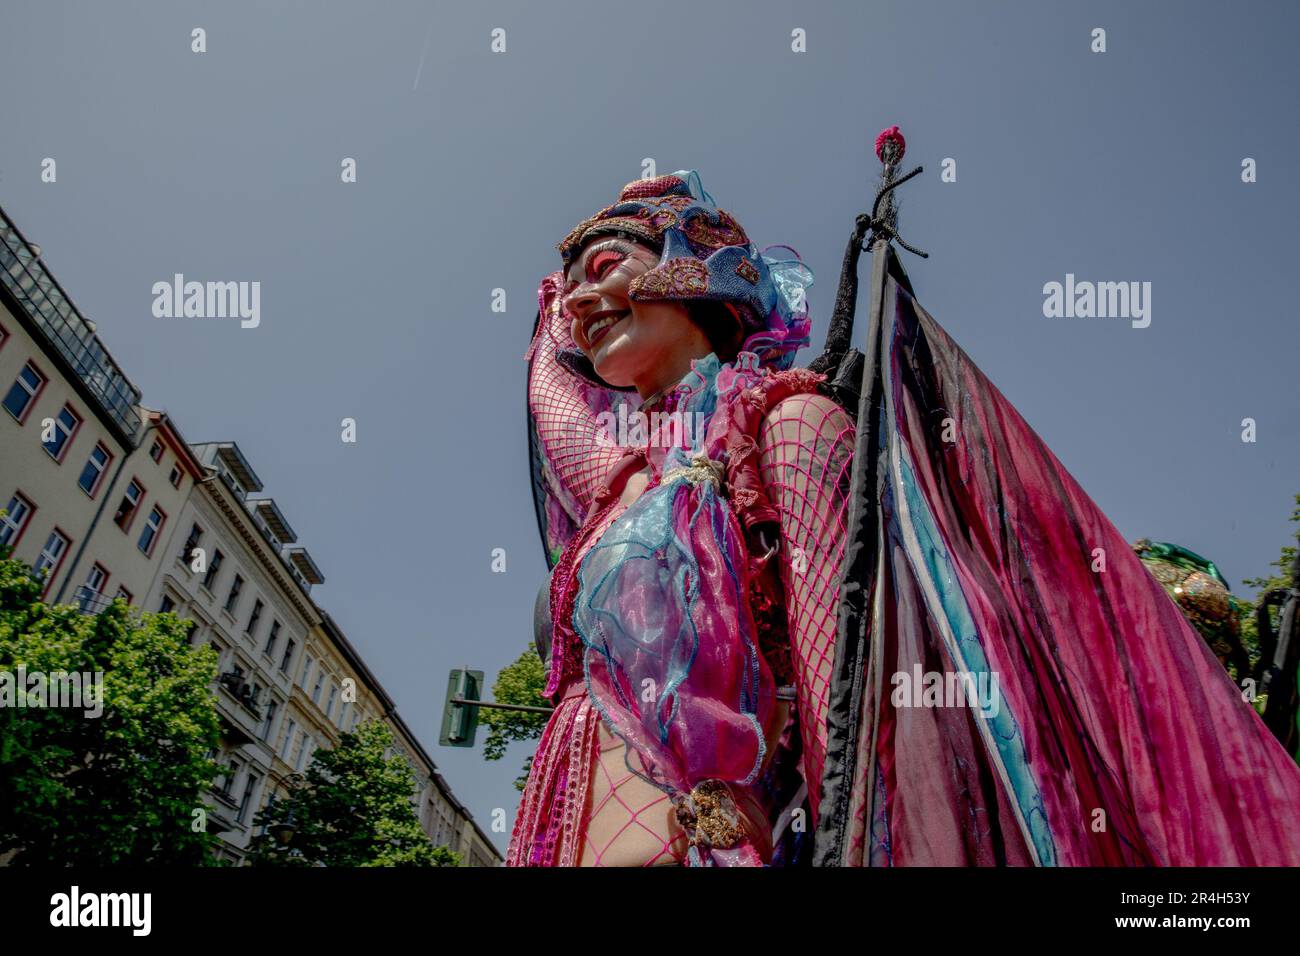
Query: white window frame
79 443 111 497
0 493 34 546
43 405 80 461
85 564 108 593
4 363 45 420
34 529 69 579
137 505 165 556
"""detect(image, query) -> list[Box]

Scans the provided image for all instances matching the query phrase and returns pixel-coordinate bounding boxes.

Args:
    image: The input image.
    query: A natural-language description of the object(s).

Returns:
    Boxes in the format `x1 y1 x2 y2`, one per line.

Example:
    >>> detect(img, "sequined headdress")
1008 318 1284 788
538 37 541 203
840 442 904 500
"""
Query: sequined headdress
555 170 812 387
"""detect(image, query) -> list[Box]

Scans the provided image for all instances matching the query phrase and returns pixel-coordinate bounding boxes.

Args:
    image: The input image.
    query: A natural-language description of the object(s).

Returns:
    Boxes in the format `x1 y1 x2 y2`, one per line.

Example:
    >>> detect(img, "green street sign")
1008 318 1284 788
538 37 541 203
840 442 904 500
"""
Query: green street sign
439 669 483 747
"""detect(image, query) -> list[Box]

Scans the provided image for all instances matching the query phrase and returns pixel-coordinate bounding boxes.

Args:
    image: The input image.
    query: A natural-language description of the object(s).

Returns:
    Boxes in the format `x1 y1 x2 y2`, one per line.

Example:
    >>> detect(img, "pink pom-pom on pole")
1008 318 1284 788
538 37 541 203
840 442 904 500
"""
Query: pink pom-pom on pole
874 125 906 164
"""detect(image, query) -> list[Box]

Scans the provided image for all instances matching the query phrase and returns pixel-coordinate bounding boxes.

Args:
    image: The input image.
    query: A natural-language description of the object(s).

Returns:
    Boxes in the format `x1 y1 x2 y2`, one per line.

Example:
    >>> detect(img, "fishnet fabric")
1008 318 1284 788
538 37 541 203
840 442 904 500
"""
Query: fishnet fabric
756 393 855 829
576 391 853 864
527 265 855 860
527 274 624 527
579 721 689 866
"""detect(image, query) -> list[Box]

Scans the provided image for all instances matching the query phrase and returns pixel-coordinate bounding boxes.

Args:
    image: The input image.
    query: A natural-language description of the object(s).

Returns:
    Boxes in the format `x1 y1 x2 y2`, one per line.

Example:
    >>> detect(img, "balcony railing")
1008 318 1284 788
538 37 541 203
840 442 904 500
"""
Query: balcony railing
219 669 264 721
0 207 142 440
73 586 114 616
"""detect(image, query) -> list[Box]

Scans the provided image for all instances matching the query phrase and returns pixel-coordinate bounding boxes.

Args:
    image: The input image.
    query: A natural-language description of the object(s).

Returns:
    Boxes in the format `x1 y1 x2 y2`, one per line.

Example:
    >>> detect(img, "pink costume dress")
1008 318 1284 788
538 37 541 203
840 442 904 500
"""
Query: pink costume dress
509 267 850 866
511 167 1300 867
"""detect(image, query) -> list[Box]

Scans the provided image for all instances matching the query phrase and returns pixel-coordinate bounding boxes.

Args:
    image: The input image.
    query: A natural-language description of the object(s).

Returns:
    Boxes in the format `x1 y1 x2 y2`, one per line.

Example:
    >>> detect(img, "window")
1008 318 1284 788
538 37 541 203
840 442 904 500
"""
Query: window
113 479 144 530
220 757 243 797
300 656 314 688
34 529 70 594
180 523 202 564
202 549 224 591
85 564 109 594
222 466 245 500
325 683 338 721
348 708 359 733
263 619 281 657
137 506 165 556
279 638 296 674
78 444 112 497
223 574 243 614
280 719 297 760
159 594 175 614
339 701 352 731
168 464 183 488
311 669 325 705
247 598 264 636
260 700 278 741
3 362 45 422
114 585 133 604
0 493 35 547
148 439 164 463
294 733 312 772
42 405 81 462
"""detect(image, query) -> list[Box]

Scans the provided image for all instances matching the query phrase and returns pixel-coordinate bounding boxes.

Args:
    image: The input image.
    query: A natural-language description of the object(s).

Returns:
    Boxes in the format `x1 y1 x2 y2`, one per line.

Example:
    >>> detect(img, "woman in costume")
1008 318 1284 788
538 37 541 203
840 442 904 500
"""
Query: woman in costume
513 137 1300 867
511 169 850 866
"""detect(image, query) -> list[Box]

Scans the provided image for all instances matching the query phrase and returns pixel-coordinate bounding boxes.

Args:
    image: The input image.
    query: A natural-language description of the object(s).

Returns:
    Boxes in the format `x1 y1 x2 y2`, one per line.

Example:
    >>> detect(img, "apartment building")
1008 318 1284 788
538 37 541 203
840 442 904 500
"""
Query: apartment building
264 614 500 867
0 207 189 606
0 200 500 867
143 440 324 864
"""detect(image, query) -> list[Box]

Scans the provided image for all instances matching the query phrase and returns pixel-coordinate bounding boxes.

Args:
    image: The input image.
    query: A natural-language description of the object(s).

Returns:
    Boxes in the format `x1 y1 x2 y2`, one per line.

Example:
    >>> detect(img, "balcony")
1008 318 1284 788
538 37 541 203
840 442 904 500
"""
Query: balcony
191 443 263 501
72 586 114 616
284 547 325 590
0 206 142 440
218 668 265 722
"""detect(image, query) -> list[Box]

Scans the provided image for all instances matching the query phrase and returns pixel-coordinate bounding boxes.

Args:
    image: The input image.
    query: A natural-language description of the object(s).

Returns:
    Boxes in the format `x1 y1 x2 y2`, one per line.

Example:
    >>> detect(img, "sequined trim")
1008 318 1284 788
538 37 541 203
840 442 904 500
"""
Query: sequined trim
629 257 710 299
685 208 748 253
660 453 725 489
505 683 600 867
735 257 760 284
621 174 687 201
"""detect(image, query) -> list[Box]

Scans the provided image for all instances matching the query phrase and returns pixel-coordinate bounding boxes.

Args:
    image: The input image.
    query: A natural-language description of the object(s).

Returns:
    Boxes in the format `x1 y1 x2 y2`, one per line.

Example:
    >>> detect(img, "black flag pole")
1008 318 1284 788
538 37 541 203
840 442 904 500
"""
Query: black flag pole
812 126 927 866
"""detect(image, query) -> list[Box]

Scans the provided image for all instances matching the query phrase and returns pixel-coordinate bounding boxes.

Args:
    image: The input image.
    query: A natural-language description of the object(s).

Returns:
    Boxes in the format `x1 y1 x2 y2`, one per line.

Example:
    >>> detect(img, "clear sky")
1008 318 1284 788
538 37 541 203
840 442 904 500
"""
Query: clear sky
2 0 1296 855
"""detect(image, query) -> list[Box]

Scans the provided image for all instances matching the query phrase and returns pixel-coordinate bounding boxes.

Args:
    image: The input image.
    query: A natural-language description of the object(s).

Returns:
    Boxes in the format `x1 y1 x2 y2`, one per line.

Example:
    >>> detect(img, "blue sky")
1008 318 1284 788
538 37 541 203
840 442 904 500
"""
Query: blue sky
2 0 1296 854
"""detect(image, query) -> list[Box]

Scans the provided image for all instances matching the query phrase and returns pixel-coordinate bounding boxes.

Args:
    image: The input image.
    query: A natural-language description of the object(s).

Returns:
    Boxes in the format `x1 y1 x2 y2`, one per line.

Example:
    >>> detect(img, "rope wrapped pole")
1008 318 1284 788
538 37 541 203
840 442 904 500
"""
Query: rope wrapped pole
813 125 928 866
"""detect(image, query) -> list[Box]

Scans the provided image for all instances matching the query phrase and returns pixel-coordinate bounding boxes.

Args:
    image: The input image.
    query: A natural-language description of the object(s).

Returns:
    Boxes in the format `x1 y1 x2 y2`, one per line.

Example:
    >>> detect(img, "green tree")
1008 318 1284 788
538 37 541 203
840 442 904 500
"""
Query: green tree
481 647 549 791
0 552 222 865
247 719 460 866
1240 493 1300 661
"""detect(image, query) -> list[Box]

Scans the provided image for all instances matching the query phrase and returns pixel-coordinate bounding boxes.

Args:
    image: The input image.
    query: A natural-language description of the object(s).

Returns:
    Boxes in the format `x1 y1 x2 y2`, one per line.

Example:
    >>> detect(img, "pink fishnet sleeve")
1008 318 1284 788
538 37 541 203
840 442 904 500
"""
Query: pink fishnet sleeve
757 393 854 827
527 271 625 521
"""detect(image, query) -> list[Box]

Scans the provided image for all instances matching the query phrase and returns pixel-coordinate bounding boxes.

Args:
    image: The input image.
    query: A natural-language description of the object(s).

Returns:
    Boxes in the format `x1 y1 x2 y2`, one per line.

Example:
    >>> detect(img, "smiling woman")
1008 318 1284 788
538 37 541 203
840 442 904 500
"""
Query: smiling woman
514 170 848 867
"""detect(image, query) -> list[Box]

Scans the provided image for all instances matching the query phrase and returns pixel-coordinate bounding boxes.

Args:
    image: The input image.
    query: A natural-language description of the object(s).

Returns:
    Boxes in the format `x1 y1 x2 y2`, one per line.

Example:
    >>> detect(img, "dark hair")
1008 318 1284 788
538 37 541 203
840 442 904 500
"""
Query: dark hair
686 300 746 364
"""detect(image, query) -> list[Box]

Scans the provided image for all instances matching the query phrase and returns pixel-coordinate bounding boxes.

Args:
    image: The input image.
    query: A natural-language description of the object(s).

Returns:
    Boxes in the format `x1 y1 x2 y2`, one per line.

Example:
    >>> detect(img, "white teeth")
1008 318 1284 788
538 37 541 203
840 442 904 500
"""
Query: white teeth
587 313 626 340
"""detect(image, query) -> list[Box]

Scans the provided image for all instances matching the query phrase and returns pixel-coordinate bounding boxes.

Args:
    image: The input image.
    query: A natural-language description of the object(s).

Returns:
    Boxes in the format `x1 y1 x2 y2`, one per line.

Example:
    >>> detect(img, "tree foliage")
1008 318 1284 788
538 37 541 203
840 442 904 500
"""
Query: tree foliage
1239 493 1300 659
480 646 549 791
0 553 222 865
247 719 460 867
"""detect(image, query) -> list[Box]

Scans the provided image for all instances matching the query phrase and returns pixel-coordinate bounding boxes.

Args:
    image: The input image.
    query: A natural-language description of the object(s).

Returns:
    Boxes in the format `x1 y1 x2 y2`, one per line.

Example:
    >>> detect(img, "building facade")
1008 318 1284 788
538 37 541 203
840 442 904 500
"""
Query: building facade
143 440 324 864
0 205 176 607
1 201 500 867
261 614 500 867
